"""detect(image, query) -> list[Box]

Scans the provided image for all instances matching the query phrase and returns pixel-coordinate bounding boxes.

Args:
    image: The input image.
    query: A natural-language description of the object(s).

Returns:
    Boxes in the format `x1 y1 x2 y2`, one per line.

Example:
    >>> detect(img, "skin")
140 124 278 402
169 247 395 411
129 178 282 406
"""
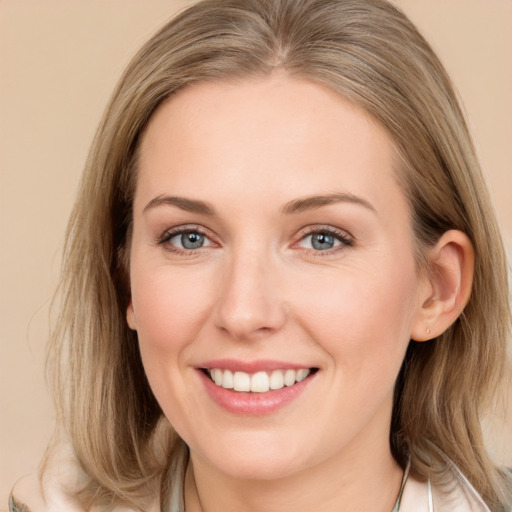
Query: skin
126 73 472 511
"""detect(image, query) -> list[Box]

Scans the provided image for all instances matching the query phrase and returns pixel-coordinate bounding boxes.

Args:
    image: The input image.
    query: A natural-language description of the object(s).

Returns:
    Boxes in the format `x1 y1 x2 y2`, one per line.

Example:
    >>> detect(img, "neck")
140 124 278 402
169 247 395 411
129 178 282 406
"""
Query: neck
184 436 403 512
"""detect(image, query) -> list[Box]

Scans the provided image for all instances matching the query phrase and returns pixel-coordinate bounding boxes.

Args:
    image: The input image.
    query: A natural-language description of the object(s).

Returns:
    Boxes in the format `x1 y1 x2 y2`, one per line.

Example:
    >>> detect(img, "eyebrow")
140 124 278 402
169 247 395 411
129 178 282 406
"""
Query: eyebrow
281 193 376 215
143 195 215 215
142 192 376 216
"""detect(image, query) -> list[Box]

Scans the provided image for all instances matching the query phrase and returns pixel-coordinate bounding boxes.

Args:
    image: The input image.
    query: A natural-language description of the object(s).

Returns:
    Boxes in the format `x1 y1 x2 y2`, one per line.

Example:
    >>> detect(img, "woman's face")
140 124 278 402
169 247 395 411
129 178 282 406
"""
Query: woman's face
127 74 430 480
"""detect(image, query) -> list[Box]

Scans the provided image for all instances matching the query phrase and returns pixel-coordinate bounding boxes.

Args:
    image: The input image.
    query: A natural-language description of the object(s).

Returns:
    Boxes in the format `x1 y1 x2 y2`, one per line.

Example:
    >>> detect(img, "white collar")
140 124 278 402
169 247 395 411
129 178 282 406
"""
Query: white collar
10 447 491 512
398 466 491 512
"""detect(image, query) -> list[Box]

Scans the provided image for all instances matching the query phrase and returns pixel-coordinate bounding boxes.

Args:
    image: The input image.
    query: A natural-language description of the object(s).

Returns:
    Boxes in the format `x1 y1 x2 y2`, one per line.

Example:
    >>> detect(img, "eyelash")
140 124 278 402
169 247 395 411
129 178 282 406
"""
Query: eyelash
294 225 354 255
156 225 354 255
156 225 216 255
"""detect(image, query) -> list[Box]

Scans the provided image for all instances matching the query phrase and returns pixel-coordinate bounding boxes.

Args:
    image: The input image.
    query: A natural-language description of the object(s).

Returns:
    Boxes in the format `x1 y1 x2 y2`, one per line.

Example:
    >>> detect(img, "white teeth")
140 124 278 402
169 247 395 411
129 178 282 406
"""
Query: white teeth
269 369 284 390
296 368 309 382
251 372 270 393
208 368 312 392
284 369 296 387
222 370 234 389
213 368 223 386
233 371 251 392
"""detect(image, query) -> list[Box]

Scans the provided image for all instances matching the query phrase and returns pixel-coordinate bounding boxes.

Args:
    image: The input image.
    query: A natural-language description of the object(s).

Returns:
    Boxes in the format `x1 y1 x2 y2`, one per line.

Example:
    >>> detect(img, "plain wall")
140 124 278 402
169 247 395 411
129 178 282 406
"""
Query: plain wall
1 0 511 505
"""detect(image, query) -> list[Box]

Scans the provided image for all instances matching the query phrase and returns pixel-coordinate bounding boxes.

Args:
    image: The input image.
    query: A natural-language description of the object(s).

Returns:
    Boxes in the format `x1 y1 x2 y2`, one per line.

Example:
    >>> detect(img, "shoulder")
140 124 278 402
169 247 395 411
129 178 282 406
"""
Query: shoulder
8 440 163 512
9 472 87 512
399 467 491 512
8 440 91 512
9 492 32 512
8 474 146 512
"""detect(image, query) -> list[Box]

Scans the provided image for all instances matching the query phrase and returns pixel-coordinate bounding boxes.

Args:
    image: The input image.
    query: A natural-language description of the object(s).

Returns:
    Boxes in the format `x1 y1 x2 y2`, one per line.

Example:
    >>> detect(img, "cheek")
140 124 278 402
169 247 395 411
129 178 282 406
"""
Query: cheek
129 264 219 415
129 264 219 429
289 258 418 373
131 265 214 350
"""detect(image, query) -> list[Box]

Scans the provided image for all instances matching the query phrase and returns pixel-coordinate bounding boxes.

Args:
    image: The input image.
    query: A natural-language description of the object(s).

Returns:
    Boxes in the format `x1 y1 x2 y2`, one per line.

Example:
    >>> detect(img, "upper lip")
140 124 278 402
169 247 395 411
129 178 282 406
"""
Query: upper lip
198 359 316 373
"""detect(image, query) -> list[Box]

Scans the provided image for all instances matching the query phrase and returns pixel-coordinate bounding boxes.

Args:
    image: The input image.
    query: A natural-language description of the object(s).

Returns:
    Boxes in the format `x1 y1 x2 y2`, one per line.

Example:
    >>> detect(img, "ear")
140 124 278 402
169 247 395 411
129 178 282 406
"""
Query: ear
126 301 137 331
411 230 474 342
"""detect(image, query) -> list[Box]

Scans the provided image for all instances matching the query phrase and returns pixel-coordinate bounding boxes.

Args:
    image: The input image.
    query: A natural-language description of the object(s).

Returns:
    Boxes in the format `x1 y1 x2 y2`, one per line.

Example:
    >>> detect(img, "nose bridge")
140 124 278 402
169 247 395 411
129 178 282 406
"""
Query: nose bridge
215 240 285 339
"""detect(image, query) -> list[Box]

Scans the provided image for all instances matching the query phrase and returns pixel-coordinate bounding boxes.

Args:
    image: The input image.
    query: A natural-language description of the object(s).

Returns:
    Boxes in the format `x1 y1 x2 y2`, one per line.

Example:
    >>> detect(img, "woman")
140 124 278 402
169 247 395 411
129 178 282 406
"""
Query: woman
10 0 511 510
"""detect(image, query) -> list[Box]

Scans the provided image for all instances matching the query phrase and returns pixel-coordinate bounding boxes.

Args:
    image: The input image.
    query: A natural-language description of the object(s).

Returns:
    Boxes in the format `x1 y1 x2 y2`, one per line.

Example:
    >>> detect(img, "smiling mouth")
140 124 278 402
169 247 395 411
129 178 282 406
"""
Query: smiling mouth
203 368 318 393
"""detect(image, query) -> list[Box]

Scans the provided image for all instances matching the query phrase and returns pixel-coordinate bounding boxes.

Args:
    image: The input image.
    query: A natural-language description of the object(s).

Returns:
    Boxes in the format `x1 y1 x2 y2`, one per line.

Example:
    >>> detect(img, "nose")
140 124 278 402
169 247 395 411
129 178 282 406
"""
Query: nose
214 249 287 340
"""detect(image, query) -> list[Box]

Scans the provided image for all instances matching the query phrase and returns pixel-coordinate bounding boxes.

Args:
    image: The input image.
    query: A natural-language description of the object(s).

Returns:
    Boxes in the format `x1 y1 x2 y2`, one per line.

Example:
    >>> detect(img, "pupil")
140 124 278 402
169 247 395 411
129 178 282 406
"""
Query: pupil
312 233 334 250
182 232 204 249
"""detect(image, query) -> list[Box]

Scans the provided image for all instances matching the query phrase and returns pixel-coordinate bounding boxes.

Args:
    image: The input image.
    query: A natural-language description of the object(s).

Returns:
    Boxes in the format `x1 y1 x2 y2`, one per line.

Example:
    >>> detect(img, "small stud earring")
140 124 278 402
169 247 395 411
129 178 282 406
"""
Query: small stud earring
426 327 431 335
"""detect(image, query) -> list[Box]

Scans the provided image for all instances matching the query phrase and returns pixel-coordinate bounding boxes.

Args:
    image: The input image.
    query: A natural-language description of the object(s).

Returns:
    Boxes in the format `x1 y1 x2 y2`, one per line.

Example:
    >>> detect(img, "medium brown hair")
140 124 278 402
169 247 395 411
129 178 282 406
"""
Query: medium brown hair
46 0 511 509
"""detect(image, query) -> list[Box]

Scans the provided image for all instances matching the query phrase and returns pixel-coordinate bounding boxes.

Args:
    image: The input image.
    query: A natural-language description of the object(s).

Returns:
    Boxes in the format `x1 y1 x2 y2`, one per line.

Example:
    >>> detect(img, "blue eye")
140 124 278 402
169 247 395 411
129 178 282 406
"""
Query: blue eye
310 233 337 250
160 228 214 251
297 229 352 252
172 232 206 249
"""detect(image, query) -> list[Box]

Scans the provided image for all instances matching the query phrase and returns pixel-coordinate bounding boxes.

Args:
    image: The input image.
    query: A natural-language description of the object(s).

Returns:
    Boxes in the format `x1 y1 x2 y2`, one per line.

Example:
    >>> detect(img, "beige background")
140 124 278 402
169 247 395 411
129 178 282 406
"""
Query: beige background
1 0 511 506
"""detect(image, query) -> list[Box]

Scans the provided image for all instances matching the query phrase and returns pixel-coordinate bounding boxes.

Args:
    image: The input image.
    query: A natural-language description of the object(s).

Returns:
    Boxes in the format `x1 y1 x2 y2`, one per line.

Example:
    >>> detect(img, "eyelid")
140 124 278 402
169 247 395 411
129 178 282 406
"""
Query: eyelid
155 223 353 255
156 224 219 252
292 224 354 252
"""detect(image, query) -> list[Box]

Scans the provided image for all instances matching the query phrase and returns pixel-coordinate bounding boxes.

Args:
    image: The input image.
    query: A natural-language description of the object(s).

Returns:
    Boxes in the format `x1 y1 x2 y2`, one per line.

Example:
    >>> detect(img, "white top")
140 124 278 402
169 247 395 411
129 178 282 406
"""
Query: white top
9 444 492 512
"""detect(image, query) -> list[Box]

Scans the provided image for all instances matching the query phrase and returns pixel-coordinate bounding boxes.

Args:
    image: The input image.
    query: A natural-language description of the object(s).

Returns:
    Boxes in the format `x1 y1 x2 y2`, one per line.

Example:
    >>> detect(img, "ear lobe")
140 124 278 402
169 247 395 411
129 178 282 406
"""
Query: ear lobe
411 230 474 341
126 301 137 331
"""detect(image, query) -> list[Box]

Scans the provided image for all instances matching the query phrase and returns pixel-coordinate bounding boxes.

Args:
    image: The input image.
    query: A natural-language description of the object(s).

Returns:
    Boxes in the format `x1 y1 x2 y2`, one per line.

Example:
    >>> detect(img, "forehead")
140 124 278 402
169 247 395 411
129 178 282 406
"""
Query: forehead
136 73 407 222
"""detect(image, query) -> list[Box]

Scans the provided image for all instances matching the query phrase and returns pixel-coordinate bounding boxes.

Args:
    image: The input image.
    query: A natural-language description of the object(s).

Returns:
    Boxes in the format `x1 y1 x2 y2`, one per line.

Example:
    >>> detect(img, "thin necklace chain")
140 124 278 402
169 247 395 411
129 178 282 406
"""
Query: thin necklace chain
190 461 429 512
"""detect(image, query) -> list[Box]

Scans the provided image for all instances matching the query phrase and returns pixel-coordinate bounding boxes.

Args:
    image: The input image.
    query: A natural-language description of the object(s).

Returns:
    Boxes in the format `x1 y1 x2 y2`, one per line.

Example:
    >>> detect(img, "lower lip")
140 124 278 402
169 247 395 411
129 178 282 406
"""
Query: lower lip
198 370 315 416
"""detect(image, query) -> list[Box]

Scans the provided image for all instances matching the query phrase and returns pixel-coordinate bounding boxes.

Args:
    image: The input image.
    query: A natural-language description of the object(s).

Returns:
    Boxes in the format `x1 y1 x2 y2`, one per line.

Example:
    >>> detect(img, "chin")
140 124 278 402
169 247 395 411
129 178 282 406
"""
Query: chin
194 431 316 481
215 454 304 481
